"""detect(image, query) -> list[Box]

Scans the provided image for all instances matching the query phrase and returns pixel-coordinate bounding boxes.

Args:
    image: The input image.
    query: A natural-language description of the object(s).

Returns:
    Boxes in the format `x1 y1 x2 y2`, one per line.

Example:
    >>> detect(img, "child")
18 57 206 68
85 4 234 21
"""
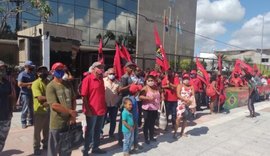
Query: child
122 98 134 156
129 84 143 152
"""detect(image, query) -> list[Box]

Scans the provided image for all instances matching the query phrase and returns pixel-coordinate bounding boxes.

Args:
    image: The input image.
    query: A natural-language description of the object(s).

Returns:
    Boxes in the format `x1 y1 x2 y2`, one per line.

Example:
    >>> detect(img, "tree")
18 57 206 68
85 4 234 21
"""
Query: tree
244 57 253 65
0 0 52 37
96 30 116 47
179 59 196 71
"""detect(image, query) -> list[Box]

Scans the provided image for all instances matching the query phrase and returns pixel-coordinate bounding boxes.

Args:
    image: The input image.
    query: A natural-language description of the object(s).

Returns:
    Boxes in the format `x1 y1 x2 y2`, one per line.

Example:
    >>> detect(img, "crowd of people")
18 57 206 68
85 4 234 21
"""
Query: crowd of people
0 59 269 156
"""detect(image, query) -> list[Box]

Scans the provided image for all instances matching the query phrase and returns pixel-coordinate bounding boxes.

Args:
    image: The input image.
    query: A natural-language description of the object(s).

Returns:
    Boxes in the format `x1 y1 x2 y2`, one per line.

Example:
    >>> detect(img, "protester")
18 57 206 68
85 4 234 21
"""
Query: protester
209 74 219 114
162 68 179 130
245 74 257 117
174 74 196 139
81 62 107 155
139 75 160 144
118 62 137 146
46 62 77 156
261 75 267 85
32 66 50 155
103 68 121 139
0 60 12 152
122 98 134 156
230 73 243 87
129 84 143 151
135 67 144 127
190 70 203 111
216 71 226 108
17 60 36 129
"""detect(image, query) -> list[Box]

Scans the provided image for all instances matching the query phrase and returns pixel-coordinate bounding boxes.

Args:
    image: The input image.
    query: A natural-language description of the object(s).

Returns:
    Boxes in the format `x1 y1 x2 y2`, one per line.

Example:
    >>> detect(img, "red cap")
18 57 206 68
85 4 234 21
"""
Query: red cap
129 84 142 95
191 70 197 74
149 71 160 77
51 62 65 70
182 73 190 79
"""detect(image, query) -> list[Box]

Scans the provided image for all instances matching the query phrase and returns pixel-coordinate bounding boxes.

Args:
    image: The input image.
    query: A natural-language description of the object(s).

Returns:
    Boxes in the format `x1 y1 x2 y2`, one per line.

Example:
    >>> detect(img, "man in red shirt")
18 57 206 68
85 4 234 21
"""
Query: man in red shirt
190 70 204 111
81 62 107 155
230 73 243 87
162 68 180 129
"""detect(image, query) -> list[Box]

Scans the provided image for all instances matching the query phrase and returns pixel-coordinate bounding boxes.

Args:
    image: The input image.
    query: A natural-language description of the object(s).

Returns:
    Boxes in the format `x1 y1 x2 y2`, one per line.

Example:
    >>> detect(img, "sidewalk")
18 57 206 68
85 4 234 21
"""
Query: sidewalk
1 100 270 156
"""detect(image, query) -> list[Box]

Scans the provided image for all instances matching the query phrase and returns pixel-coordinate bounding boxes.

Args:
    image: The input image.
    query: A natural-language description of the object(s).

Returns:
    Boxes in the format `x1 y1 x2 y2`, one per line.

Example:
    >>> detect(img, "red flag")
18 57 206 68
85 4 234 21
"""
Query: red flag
154 25 170 71
253 64 261 75
218 54 222 73
237 59 254 75
114 43 123 79
232 60 241 75
98 39 104 63
121 45 132 62
196 58 209 85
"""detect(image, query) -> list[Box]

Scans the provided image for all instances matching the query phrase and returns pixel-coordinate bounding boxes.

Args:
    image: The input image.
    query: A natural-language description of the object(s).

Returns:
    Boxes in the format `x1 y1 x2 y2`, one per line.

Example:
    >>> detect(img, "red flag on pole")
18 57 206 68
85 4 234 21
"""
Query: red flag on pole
218 54 222 73
196 58 209 85
121 45 132 62
253 64 261 75
98 39 104 63
114 43 123 80
154 25 170 71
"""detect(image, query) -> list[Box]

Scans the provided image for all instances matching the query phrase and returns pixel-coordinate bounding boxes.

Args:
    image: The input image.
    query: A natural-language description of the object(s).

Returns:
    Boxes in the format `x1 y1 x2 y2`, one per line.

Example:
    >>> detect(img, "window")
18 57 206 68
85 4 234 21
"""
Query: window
58 4 74 25
75 26 90 45
90 9 103 29
262 58 269 63
75 6 90 26
104 12 116 31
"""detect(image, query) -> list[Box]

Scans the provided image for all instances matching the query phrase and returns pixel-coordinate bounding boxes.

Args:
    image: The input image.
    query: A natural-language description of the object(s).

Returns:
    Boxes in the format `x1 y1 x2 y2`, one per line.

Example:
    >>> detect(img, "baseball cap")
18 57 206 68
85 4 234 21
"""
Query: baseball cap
91 61 105 68
24 60 35 67
182 73 190 79
37 66 48 72
129 84 142 95
51 62 65 70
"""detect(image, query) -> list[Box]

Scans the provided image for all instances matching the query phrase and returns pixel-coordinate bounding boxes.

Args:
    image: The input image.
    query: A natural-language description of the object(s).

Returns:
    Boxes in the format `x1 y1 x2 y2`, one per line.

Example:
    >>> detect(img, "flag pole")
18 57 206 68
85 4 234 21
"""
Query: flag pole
174 16 178 70
162 9 166 48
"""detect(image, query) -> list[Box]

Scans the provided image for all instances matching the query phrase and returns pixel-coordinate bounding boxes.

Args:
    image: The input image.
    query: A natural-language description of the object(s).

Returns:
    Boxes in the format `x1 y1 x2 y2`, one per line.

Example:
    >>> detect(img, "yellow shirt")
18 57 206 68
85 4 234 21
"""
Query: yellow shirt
32 78 48 114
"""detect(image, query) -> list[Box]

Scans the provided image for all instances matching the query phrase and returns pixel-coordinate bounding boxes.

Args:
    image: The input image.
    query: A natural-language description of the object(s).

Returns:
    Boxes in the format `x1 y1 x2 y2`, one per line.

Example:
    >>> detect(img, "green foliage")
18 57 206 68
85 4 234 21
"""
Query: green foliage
243 57 253 65
179 59 196 71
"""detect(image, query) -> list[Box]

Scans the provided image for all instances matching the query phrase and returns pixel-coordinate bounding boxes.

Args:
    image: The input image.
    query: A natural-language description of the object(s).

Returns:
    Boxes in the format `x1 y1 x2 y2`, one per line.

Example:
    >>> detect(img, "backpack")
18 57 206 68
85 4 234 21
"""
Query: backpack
206 84 216 97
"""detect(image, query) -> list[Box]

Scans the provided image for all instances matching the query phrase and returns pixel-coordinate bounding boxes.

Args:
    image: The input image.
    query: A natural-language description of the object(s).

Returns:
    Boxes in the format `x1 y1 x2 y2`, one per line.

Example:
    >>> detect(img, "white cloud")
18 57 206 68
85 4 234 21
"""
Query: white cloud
106 12 136 33
229 12 270 49
195 0 245 52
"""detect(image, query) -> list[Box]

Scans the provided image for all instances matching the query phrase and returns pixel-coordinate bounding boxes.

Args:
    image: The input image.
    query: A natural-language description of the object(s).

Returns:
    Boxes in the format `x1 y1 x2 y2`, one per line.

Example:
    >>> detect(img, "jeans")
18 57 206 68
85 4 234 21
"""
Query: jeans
33 113 49 150
123 131 134 153
118 108 123 144
47 129 71 156
137 101 143 127
83 115 104 154
165 101 177 127
195 92 202 109
134 124 139 146
143 110 158 141
103 106 118 136
20 94 33 125
248 94 255 115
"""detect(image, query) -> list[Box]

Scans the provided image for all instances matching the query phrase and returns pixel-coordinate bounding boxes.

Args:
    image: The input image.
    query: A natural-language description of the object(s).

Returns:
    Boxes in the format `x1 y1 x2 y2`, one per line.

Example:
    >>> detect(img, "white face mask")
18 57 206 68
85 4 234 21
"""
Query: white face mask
183 79 190 85
62 73 68 80
147 81 155 87
108 74 115 80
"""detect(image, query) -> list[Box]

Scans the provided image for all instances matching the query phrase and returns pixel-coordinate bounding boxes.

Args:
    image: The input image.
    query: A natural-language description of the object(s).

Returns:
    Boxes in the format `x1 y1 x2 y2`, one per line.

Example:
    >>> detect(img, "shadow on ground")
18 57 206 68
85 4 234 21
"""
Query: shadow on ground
0 149 24 156
186 126 209 136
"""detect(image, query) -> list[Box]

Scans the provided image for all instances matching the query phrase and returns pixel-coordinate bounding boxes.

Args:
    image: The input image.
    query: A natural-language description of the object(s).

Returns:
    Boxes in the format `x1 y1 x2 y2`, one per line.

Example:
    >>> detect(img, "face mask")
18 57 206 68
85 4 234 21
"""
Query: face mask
131 76 138 84
147 81 155 87
54 70 65 79
62 73 69 80
183 79 190 85
40 73 48 80
108 74 115 80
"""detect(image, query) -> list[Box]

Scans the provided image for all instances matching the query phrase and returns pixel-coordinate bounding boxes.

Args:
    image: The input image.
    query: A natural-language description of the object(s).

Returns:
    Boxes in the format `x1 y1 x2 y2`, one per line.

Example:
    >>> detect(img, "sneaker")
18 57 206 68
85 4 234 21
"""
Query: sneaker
92 148 107 154
145 140 150 144
150 138 157 142
33 149 41 155
22 124 27 129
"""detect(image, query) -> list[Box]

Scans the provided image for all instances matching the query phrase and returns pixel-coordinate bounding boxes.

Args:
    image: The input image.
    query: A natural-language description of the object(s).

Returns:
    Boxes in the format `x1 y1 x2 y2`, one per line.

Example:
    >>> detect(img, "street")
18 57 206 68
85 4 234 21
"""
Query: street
1 100 270 156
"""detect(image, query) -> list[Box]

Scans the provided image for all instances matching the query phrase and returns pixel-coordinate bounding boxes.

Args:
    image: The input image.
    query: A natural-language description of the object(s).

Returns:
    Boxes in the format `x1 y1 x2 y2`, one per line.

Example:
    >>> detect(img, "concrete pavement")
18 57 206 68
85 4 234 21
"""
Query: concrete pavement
1 100 270 156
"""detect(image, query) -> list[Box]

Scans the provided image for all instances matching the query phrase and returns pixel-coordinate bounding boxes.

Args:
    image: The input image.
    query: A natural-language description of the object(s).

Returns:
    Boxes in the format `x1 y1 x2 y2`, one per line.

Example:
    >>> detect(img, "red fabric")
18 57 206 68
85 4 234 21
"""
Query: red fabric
114 43 124 80
154 25 170 71
81 74 106 116
162 76 180 101
230 77 243 87
196 58 210 85
234 59 254 76
268 79 270 85
129 84 142 95
190 77 203 92
98 39 104 64
253 64 261 75
121 45 132 62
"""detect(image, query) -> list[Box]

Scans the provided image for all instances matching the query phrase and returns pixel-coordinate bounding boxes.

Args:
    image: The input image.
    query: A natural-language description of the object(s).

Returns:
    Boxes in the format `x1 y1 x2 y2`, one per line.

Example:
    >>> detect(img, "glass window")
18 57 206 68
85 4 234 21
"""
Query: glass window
116 15 126 32
104 12 116 31
58 3 74 26
58 0 74 5
104 0 116 13
47 1 57 23
21 2 40 21
75 6 90 26
90 0 103 10
90 28 103 46
76 26 90 46
90 9 103 29
126 17 136 35
75 0 90 7
127 0 137 13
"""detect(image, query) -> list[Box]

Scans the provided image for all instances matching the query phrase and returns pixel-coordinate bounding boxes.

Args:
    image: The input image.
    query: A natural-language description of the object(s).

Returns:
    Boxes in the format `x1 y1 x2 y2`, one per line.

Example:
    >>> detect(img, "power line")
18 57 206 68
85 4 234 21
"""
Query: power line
103 0 245 50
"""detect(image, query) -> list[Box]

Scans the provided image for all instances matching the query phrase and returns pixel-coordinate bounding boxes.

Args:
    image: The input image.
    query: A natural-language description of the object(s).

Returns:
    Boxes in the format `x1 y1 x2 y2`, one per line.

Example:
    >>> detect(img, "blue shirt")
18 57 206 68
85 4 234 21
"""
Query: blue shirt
122 108 134 133
17 70 35 95
129 96 139 125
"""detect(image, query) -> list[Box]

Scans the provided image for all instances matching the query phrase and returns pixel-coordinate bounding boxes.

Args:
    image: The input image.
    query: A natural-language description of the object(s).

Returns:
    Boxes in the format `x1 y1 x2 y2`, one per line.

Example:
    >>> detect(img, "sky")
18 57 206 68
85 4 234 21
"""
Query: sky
195 0 270 55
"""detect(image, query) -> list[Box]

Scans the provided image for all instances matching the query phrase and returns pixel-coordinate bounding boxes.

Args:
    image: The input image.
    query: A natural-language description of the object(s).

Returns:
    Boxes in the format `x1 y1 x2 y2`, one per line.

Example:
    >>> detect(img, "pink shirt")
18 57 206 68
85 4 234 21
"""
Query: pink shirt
142 89 160 111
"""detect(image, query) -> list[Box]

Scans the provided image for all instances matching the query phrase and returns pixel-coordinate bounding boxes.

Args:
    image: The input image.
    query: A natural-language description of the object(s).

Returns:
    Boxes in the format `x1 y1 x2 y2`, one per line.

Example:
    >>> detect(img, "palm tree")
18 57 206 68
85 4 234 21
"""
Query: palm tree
96 30 116 47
